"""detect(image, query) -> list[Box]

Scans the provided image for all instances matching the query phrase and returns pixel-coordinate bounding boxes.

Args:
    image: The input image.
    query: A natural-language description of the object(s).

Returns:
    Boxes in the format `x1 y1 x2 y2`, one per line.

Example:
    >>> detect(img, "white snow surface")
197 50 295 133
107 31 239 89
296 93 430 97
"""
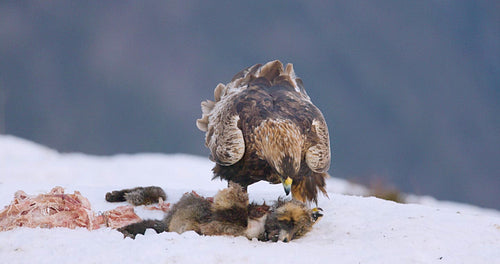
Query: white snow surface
0 135 499 264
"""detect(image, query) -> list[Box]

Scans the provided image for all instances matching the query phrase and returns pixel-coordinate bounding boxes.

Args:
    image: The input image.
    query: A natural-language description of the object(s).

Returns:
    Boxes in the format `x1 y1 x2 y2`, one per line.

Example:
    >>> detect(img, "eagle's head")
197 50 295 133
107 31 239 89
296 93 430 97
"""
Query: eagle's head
254 118 304 196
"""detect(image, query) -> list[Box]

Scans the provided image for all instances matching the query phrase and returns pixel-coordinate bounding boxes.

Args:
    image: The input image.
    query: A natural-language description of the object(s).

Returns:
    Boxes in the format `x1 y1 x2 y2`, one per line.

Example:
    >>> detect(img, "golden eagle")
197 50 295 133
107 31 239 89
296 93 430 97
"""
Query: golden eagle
197 60 331 203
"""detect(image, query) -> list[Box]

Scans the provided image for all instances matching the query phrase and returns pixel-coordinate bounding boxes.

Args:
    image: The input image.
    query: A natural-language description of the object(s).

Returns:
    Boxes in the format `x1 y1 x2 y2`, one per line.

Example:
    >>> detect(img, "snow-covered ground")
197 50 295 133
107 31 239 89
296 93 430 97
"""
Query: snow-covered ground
0 135 499 264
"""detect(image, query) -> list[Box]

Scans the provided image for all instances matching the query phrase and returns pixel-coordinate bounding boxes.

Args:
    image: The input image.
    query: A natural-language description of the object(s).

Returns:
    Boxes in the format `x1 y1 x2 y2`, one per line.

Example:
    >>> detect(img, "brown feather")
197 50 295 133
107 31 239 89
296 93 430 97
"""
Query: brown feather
198 60 331 203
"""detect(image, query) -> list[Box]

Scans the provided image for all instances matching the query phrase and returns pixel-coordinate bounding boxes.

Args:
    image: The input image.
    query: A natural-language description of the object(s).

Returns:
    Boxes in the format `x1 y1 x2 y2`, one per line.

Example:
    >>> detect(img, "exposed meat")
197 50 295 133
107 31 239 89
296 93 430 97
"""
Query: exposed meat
0 187 143 231
100 205 142 229
142 198 171 213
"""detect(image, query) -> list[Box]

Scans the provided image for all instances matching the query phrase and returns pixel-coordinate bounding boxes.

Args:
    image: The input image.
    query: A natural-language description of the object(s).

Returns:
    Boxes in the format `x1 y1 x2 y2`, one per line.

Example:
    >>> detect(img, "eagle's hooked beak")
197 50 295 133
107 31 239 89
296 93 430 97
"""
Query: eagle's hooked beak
282 177 292 196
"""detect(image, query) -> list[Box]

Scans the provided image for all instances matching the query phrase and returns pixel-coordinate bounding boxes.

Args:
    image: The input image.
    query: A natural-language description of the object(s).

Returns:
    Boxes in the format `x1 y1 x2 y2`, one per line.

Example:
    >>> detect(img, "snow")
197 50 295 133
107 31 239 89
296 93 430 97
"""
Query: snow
0 135 499 264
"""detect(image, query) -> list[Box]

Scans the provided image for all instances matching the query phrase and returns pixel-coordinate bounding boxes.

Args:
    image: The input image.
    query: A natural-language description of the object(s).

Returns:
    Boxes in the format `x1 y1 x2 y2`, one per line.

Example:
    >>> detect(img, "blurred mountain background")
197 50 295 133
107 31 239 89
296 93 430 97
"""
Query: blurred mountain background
0 1 498 209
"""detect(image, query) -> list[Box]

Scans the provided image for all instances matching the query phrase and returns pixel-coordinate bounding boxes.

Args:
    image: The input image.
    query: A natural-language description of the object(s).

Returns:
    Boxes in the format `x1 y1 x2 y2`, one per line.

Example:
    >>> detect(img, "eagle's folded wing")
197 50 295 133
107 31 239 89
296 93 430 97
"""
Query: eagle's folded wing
306 118 331 173
197 86 245 166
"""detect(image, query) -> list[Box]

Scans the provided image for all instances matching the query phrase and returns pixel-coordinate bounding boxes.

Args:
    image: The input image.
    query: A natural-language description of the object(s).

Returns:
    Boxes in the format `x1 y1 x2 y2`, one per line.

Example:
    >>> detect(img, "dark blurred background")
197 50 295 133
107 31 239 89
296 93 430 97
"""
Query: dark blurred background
0 1 498 209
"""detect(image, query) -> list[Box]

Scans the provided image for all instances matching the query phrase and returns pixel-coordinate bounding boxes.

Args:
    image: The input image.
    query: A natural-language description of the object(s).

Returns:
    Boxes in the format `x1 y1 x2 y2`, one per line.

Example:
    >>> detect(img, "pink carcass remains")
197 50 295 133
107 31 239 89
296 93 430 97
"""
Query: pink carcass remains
0 187 168 231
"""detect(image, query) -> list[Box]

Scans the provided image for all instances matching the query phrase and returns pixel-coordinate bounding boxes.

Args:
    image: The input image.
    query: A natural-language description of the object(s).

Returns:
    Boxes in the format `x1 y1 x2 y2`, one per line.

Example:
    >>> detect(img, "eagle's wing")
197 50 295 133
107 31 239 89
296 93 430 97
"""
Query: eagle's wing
195 62 268 166
197 84 245 166
305 114 331 173
197 60 330 170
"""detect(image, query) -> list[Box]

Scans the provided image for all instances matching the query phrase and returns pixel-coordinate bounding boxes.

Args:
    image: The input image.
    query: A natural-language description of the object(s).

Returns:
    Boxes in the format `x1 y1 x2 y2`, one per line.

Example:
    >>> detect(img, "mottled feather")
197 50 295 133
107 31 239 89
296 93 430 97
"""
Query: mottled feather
197 60 331 203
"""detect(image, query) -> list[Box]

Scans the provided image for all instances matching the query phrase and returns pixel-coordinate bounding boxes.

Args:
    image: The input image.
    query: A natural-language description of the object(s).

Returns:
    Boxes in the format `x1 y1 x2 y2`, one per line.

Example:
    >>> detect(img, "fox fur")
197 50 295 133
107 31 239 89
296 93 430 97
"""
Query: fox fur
107 184 322 242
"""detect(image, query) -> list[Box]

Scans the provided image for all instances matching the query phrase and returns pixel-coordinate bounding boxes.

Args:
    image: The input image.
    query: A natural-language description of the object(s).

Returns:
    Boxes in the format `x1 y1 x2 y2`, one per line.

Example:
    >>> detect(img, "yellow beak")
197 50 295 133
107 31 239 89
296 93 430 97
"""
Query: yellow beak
283 177 292 195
